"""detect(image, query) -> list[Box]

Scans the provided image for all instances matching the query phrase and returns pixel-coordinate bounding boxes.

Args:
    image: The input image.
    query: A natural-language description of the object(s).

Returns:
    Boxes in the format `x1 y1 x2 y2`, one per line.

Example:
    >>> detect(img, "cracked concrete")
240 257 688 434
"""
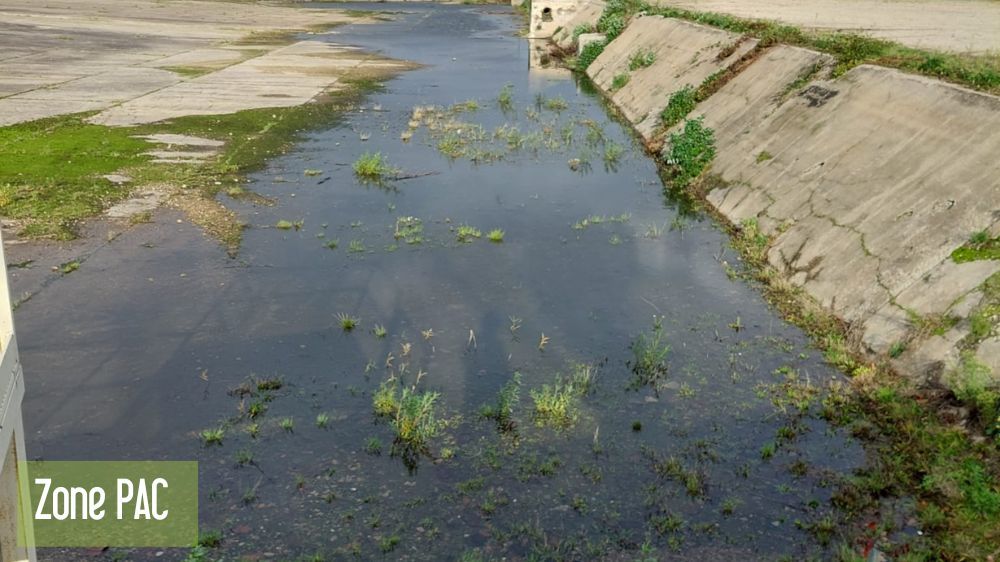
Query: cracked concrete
564 12 1000 386
587 16 759 140
707 65 1000 360
0 0 381 127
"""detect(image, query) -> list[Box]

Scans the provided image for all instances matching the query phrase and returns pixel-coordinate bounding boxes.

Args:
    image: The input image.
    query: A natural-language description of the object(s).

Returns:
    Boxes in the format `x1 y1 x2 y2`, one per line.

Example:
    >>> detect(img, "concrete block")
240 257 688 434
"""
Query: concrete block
577 33 606 52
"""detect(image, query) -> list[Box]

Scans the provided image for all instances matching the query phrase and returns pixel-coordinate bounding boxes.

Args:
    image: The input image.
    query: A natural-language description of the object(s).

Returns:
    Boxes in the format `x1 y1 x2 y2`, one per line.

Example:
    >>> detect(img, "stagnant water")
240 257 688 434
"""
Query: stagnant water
19 4 867 561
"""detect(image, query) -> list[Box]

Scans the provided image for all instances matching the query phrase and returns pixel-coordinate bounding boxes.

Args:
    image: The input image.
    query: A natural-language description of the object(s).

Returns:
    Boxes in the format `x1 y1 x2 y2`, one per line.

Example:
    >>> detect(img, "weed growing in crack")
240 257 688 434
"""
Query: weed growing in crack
611 73 630 91
628 49 656 70
577 40 607 71
660 86 698 128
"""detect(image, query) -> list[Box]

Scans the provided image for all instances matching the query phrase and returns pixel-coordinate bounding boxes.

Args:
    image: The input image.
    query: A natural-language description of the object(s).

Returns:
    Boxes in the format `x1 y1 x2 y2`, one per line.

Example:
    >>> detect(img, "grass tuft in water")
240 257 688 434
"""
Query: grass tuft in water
348 239 366 254
487 228 505 243
604 141 624 166
235 448 254 467
315 413 330 429
529 363 597 428
479 372 522 431
497 83 514 111
530 380 579 428
200 427 225 446
543 96 569 112
373 379 442 449
365 436 383 455
628 323 671 389
352 152 396 181
337 312 360 331
456 224 482 243
394 216 424 244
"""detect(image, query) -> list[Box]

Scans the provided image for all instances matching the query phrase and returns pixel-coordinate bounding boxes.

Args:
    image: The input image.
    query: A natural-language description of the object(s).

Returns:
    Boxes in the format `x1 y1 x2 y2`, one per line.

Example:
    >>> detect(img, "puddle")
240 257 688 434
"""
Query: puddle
20 3 865 560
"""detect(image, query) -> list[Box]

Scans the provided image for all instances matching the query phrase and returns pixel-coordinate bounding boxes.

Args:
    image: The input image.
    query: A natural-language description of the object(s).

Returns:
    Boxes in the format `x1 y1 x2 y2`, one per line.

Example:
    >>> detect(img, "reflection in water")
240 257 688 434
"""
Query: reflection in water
21 3 864 561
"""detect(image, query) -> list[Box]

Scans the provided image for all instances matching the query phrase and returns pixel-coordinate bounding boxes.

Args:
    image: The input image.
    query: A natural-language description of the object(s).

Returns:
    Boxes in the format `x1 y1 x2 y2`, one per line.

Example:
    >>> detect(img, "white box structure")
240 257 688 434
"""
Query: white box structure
528 0 588 39
0 232 35 562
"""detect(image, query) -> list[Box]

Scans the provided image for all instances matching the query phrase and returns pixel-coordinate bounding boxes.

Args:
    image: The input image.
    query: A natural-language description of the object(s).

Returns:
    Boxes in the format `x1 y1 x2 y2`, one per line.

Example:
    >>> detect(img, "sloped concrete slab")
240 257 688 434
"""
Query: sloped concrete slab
704 64 1000 350
689 45 833 150
552 0 606 49
587 16 757 140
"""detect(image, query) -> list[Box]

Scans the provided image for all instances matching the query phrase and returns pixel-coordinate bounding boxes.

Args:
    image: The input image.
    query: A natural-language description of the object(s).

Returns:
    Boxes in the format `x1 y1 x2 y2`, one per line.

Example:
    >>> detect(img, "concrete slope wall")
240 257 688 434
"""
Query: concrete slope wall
586 16 757 139
707 65 1000 371
552 0 605 50
686 45 832 151
563 15 1000 385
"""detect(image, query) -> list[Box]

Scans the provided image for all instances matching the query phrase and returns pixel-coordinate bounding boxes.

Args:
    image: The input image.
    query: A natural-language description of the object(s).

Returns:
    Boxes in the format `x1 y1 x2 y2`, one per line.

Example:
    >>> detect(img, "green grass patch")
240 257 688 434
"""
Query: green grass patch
945 352 999 431
577 40 607 71
0 72 383 248
372 380 443 449
479 372 521 431
456 224 482 243
611 73 630 91
530 381 578 428
659 86 698 128
571 23 595 43
352 151 397 181
628 323 670 389
0 114 151 239
661 117 716 188
952 230 1000 263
